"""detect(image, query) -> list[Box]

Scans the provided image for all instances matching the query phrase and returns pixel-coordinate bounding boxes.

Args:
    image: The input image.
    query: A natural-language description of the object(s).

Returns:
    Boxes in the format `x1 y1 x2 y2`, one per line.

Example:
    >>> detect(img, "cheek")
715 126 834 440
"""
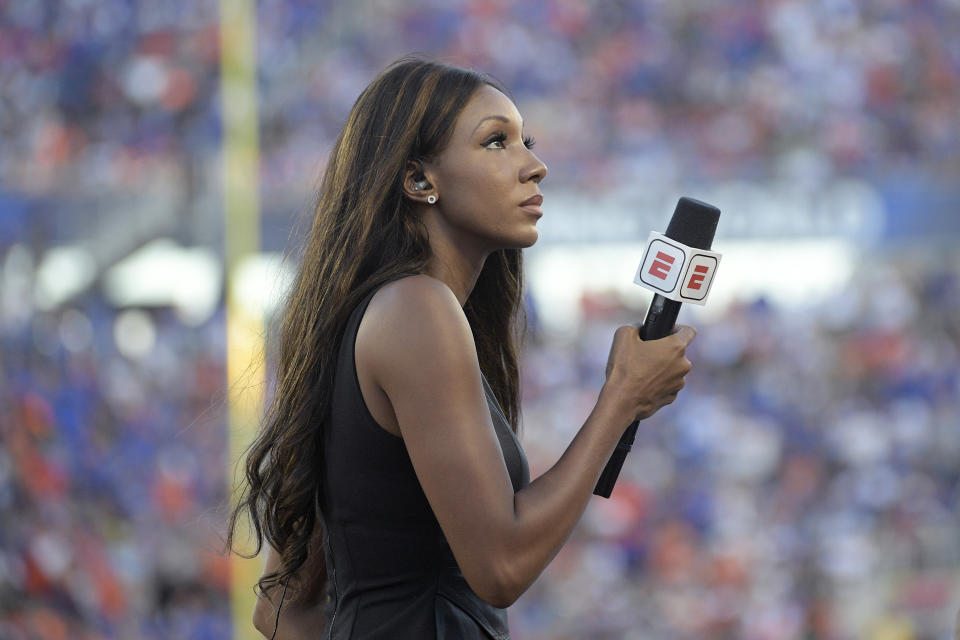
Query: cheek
435 154 523 237
444 156 513 196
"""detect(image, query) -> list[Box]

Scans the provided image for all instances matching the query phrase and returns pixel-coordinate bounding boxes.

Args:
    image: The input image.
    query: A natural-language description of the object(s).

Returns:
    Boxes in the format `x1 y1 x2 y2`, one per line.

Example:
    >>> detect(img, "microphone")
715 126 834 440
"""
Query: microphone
593 197 721 498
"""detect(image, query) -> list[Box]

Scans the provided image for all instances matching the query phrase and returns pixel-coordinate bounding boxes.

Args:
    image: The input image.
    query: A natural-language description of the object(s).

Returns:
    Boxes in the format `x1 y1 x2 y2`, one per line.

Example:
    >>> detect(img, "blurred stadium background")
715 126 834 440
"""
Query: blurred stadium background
1 0 959 638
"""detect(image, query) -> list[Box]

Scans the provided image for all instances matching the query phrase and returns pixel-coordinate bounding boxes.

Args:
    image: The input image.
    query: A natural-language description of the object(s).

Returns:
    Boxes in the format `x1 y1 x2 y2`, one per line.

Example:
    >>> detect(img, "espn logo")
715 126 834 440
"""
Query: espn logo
680 255 718 301
634 232 722 306
638 240 685 293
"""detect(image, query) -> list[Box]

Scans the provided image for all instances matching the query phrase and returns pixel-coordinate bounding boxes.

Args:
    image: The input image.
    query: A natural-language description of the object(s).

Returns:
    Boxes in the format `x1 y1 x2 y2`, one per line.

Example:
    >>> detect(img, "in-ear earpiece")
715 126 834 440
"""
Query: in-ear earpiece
413 179 431 191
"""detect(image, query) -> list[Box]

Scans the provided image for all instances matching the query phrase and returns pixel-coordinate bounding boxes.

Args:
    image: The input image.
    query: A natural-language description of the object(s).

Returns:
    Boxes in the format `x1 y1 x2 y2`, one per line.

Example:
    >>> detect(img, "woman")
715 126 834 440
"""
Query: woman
228 56 695 639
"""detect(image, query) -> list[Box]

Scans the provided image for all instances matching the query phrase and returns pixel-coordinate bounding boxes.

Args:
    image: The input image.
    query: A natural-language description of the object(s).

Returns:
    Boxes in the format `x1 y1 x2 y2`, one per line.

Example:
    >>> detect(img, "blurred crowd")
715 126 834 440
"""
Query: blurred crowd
0 283 231 638
514 253 960 639
0 0 222 249
2 0 959 243
2 0 960 639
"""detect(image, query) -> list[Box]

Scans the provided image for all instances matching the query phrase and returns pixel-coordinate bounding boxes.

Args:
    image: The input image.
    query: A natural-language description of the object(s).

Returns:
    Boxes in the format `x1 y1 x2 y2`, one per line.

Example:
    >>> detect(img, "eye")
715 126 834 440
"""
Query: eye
482 132 537 150
483 132 508 149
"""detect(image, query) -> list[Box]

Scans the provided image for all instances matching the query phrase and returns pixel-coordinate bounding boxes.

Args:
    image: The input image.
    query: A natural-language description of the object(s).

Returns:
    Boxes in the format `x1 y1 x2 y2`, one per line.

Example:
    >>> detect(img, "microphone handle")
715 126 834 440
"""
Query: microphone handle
638 294 683 341
593 295 682 498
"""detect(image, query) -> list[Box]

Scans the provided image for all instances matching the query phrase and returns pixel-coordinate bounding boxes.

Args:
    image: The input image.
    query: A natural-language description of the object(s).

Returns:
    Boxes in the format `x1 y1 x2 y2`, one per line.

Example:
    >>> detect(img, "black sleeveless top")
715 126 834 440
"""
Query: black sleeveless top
319 275 530 639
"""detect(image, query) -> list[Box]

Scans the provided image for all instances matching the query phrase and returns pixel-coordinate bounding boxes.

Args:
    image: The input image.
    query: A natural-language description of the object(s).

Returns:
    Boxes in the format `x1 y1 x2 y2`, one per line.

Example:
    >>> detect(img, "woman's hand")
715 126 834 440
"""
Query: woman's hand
602 324 696 422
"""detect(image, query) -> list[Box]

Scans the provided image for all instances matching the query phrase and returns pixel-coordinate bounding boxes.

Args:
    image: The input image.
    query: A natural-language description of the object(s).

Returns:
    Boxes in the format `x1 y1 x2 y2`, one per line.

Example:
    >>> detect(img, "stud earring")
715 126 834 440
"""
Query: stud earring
427 194 437 204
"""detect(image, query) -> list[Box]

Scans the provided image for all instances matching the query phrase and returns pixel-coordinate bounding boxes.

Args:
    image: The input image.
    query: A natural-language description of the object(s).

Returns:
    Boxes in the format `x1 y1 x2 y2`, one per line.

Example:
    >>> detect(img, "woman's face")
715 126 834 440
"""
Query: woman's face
420 84 548 253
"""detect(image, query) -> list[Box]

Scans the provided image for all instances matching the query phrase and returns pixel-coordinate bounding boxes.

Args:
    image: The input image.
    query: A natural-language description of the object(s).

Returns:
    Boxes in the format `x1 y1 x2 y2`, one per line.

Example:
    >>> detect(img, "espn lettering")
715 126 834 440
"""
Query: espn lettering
680 255 718 301
638 239 685 293
687 265 708 289
648 251 676 280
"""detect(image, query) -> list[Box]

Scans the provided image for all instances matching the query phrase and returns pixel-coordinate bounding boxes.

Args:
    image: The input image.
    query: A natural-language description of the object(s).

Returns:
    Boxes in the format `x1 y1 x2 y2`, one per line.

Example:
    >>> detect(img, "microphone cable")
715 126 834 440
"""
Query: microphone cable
270 574 291 640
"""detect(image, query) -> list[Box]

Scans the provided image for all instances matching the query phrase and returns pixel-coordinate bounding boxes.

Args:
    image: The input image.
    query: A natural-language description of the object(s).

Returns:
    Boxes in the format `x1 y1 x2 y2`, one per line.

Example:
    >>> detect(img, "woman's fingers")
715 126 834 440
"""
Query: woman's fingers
606 322 697 421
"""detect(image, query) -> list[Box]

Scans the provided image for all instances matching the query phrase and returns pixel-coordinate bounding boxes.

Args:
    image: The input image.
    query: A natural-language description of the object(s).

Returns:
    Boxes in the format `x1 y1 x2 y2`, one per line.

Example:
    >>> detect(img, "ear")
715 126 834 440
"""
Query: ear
402 161 437 204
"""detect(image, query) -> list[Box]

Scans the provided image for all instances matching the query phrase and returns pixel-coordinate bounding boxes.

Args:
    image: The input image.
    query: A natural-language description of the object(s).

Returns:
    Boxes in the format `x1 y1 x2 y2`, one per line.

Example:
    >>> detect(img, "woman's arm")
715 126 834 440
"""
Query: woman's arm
358 275 693 607
252 539 327 639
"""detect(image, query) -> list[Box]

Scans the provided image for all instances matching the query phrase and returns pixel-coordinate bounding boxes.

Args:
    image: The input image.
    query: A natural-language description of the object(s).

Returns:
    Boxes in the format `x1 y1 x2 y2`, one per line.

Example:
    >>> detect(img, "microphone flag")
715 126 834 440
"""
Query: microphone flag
634 231 722 306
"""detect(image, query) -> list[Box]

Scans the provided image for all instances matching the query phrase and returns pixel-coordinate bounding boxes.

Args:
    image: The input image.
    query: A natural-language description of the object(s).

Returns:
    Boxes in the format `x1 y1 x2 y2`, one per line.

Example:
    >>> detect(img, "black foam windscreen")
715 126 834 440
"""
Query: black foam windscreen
663 197 721 251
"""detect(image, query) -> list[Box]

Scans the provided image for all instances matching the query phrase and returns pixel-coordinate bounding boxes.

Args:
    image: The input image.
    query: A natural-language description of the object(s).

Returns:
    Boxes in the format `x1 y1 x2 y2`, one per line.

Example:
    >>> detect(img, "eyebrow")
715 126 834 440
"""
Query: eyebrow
472 114 523 134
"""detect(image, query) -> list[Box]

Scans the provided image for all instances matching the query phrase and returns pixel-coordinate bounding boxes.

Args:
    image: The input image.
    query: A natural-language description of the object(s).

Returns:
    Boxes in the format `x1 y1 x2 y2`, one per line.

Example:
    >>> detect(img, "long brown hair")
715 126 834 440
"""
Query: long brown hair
226 56 527 603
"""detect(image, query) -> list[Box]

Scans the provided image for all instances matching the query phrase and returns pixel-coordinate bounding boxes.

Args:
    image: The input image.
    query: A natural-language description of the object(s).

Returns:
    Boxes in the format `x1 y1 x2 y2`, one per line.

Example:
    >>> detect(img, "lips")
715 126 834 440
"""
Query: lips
519 194 544 219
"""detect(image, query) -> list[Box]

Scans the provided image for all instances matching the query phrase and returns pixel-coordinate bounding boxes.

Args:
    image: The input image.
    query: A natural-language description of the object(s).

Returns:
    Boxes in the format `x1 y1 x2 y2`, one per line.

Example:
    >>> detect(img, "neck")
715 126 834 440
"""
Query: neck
425 242 488 307
420 209 491 306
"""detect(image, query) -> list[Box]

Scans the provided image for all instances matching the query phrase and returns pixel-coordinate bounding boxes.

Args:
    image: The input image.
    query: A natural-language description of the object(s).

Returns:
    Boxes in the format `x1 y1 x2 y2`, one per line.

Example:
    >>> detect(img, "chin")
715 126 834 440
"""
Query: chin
487 224 539 251
511 227 539 249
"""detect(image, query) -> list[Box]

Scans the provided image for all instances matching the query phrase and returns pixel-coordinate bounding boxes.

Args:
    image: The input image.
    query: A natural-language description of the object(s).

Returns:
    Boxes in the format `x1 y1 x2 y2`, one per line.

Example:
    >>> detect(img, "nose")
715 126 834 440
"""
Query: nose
521 150 547 184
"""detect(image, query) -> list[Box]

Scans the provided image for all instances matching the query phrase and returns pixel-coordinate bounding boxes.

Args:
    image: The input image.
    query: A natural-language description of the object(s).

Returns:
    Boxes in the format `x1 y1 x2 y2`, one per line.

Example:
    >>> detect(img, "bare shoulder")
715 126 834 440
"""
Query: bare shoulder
357 274 477 383
368 274 462 320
